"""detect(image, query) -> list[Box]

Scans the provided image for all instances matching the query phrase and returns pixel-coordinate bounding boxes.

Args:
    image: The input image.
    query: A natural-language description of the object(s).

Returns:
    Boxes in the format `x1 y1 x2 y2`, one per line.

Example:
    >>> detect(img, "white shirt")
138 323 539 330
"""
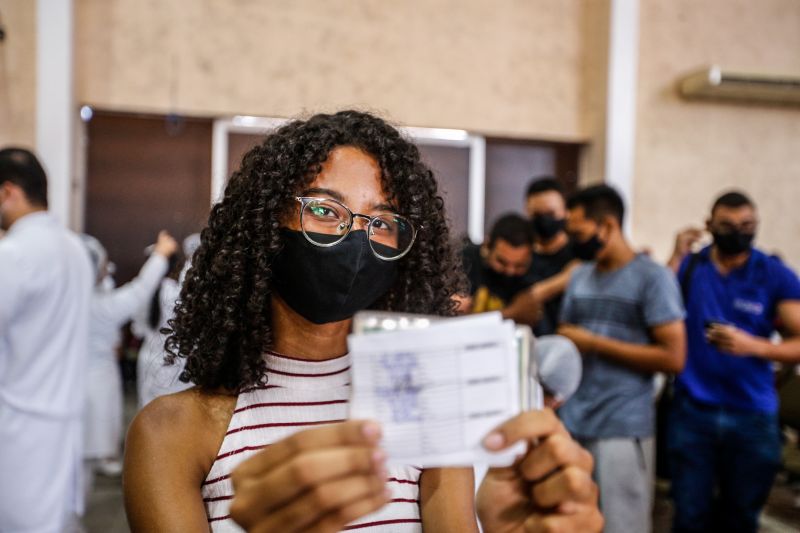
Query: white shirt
0 212 93 418
132 263 192 407
84 254 168 458
89 254 168 364
0 212 93 531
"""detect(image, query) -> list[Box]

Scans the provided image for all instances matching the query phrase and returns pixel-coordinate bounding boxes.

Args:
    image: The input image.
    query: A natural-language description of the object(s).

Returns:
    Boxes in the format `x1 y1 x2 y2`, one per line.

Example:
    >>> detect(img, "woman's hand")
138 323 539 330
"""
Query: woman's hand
229 420 390 533
476 409 603 533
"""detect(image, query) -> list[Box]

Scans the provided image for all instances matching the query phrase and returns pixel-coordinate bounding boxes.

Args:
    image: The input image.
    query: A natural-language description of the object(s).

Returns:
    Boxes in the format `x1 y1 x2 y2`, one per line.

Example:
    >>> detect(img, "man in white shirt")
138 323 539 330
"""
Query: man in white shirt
0 148 93 532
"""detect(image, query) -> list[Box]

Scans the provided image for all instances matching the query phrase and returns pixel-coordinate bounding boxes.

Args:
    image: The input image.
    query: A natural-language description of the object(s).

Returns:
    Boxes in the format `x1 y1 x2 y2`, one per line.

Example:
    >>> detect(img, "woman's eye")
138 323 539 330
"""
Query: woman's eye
310 206 336 218
372 219 395 232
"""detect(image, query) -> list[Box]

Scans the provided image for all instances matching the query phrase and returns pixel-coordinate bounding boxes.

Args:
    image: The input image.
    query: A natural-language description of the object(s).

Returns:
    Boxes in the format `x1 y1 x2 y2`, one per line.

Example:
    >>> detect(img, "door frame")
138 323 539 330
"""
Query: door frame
211 116 487 244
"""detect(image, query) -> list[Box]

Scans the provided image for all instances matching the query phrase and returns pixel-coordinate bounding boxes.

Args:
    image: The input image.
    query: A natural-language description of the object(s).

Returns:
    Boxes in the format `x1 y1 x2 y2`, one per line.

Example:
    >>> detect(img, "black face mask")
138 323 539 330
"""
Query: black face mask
481 265 529 303
572 234 605 261
272 229 398 324
532 215 566 241
713 230 754 256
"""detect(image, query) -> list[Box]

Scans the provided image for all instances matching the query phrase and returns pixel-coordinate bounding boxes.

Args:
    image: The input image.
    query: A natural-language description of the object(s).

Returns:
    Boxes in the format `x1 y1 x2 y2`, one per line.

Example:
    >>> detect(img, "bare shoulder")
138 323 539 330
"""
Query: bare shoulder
126 387 236 471
124 388 237 531
130 386 236 434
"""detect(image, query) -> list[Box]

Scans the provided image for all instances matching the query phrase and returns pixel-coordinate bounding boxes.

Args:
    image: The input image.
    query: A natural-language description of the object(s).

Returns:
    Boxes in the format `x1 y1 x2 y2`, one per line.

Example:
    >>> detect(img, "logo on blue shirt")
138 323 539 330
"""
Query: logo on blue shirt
732 298 764 316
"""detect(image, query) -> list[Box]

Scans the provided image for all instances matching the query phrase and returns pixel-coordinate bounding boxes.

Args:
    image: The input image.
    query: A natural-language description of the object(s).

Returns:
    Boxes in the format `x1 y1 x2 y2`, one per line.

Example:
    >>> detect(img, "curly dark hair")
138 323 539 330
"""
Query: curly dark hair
164 110 467 391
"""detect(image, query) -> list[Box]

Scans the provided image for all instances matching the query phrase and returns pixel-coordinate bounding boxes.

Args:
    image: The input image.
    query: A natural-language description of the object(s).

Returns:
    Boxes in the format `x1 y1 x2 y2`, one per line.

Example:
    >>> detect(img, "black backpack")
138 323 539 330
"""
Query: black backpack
655 253 701 479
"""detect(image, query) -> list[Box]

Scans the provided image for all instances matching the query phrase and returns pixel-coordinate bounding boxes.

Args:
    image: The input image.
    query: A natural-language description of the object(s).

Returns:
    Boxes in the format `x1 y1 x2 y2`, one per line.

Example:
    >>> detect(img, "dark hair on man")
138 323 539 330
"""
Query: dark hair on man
488 213 535 248
165 110 467 391
526 176 565 198
0 147 48 207
711 190 755 214
567 184 625 225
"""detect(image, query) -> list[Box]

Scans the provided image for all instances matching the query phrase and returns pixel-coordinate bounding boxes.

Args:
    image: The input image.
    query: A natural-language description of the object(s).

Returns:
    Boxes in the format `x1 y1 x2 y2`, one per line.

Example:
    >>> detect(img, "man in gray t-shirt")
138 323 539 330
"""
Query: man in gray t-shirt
557 185 686 533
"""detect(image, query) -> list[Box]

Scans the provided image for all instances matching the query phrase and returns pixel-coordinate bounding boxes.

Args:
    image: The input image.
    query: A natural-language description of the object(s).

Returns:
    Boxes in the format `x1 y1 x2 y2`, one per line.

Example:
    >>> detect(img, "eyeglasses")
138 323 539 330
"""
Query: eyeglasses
295 196 417 261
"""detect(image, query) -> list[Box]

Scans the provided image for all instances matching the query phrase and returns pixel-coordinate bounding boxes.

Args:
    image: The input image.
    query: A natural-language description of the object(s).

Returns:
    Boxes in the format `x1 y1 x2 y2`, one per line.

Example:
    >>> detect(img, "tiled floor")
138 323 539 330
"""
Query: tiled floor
84 475 128 532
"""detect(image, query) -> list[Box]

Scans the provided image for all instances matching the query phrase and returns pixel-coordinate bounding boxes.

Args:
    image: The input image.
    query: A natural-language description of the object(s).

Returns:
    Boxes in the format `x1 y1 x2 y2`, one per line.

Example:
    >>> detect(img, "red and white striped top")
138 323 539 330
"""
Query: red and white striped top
202 351 423 532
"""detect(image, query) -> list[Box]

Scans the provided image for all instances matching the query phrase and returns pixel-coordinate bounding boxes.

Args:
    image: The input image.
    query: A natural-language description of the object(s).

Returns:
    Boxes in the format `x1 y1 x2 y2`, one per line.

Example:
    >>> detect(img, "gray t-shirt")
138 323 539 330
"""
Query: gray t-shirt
558 254 684 439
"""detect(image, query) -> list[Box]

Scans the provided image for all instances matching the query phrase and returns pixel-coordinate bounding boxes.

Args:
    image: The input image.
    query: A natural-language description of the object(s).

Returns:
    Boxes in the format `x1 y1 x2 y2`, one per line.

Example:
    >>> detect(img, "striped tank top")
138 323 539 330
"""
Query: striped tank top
202 351 423 531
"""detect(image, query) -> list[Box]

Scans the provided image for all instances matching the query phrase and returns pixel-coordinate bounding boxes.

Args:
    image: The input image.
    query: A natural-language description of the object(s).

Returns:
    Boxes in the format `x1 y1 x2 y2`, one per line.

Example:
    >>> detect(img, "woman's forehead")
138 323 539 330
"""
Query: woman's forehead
307 146 390 208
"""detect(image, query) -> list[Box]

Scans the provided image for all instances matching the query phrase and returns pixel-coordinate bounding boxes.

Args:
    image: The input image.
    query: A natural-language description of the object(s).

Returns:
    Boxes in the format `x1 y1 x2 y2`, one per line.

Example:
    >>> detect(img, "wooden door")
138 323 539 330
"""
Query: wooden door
84 111 213 283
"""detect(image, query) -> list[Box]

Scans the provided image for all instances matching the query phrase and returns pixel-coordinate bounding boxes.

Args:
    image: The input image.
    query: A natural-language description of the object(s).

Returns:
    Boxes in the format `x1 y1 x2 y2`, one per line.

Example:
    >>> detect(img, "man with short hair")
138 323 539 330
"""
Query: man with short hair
524 177 576 335
667 191 800 533
557 184 686 533
461 213 534 314
0 147 93 531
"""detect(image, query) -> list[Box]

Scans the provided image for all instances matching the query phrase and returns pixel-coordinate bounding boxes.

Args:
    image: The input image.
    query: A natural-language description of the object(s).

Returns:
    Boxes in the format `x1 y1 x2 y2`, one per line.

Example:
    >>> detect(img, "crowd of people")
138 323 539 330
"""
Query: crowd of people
0 148 198 531
462 178 800 532
0 109 798 533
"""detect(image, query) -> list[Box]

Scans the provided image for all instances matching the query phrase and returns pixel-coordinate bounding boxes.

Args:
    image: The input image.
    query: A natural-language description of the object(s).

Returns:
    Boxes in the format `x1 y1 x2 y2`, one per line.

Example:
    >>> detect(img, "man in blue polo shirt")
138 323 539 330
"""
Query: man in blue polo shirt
667 190 800 533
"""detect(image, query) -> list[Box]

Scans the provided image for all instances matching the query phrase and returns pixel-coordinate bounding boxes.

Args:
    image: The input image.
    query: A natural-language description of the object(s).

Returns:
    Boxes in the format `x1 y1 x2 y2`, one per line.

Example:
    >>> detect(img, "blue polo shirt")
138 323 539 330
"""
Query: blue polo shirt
677 246 800 413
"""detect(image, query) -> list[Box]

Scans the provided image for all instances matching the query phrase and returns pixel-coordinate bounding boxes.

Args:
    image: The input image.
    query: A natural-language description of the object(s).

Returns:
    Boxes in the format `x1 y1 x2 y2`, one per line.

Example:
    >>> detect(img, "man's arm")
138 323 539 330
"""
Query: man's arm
0 247 24 337
502 260 581 325
708 301 800 364
530 259 582 303
559 319 686 373
762 301 800 362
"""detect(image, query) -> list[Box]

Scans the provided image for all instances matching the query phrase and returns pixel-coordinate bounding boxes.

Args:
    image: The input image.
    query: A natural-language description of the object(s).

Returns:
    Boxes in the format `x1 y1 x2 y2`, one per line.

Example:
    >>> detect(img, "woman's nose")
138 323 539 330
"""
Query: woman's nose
351 214 371 231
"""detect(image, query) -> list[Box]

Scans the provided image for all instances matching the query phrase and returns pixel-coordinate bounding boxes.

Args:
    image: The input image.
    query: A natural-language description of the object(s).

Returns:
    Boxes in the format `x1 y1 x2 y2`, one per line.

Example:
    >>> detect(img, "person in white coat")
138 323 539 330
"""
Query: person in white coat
0 148 93 532
81 231 178 482
133 233 199 408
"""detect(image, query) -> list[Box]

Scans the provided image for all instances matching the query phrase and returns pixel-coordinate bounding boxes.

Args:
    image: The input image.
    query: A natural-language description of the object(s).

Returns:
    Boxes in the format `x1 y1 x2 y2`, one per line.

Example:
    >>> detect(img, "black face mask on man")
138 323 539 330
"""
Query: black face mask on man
272 229 398 324
481 265 529 303
712 229 754 256
531 214 566 241
572 234 605 261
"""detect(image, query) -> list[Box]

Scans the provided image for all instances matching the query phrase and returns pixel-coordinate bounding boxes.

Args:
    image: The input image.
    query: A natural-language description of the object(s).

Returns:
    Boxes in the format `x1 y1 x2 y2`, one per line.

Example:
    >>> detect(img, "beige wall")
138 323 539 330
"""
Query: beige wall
75 0 597 141
0 0 36 147
8 0 800 267
633 0 800 268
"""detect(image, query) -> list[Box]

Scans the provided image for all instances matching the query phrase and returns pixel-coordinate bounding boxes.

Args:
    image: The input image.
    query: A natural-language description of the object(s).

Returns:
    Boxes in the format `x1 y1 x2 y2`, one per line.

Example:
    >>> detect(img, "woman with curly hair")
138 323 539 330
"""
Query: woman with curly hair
123 110 602 533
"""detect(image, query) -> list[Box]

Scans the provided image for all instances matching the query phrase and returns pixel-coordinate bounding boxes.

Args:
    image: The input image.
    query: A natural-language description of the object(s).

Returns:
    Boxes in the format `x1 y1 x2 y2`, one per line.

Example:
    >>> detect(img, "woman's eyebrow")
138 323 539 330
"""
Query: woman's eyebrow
302 187 397 212
302 187 345 202
371 202 398 213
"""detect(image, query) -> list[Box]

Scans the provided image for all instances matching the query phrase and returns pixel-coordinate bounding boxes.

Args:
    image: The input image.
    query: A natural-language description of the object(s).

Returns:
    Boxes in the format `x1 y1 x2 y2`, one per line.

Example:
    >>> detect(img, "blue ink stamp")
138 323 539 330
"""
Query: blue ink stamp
377 352 422 422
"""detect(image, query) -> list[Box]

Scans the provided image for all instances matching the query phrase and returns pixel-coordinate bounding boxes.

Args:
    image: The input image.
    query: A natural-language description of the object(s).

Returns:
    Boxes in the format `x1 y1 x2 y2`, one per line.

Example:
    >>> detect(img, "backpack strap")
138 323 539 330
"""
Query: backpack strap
680 252 701 304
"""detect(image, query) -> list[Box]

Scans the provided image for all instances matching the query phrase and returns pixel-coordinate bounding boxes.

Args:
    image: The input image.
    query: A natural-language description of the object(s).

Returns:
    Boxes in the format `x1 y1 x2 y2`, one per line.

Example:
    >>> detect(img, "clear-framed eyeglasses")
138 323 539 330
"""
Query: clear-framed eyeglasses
295 196 417 261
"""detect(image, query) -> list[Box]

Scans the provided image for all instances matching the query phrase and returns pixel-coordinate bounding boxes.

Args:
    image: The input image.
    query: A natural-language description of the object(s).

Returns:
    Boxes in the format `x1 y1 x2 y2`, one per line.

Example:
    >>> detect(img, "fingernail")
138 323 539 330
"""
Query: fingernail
384 488 393 499
362 421 382 441
377 467 389 480
483 432 505 450
372 449 387 467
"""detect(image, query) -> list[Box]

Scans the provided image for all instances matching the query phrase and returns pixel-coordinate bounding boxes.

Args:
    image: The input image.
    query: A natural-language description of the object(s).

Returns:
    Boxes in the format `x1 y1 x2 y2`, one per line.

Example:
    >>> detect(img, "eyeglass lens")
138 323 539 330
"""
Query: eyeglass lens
300 198 414 260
